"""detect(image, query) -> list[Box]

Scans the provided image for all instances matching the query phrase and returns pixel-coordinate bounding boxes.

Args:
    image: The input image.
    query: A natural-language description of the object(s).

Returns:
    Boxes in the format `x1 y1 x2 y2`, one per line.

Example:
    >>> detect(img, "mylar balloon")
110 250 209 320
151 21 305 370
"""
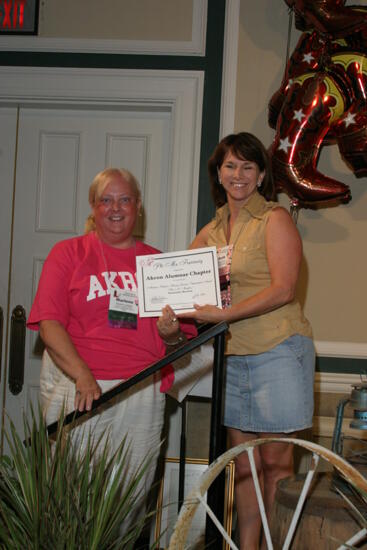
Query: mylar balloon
269 0 367 208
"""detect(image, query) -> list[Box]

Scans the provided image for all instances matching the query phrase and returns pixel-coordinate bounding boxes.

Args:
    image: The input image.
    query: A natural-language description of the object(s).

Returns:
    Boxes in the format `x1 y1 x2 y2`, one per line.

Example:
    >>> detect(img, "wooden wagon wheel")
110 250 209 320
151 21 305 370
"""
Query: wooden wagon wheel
168 438 367 550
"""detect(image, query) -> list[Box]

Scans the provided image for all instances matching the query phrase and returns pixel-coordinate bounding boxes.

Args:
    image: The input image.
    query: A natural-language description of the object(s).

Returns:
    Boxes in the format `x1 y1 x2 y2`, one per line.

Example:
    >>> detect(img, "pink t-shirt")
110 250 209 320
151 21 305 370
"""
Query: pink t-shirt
27 232 196 388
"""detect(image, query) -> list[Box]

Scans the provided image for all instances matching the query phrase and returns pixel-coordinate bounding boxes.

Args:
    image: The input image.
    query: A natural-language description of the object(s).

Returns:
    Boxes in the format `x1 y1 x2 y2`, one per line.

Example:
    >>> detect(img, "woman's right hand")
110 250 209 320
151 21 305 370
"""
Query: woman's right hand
40 320 102 412
74 366 102 412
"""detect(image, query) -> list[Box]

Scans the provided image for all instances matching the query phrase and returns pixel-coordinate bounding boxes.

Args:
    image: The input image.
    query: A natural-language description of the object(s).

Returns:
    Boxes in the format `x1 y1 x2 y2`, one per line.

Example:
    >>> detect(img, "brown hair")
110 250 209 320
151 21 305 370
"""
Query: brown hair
208 132 276 208
85 168 141 233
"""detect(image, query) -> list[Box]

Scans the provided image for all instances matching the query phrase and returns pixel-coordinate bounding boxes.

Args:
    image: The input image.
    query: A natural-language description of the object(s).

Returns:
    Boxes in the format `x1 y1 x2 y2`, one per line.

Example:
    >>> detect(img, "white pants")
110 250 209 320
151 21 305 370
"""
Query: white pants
40 351 165 525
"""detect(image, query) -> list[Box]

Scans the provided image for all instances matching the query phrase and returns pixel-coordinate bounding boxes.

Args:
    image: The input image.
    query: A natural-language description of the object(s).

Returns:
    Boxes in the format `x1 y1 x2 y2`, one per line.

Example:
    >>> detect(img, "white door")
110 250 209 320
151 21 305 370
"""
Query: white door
0 105 171 448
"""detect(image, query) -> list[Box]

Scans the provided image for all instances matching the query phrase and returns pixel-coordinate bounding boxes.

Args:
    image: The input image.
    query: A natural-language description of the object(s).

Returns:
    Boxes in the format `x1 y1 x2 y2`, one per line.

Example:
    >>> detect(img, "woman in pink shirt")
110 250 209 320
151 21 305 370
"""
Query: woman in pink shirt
28 167 195 529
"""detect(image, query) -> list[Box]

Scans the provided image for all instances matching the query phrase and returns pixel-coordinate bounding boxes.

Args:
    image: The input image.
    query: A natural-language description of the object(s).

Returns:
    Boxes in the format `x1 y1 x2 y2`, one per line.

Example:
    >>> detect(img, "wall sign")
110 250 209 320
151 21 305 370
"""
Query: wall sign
0 0 39 35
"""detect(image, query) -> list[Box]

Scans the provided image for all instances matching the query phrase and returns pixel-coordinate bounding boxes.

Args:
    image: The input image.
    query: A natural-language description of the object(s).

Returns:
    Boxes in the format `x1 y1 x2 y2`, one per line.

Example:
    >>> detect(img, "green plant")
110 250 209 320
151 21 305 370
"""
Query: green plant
0 406 154 549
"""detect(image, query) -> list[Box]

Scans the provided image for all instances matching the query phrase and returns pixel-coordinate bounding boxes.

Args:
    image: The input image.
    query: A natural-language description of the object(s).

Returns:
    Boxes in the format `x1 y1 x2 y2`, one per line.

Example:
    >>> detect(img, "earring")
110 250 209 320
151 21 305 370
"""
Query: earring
257 179 262 188
217 167 222 185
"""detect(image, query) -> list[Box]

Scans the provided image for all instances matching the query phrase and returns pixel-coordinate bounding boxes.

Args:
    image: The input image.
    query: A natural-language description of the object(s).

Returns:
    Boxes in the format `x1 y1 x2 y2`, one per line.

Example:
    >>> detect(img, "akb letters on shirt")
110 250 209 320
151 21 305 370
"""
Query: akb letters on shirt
87 271 137 301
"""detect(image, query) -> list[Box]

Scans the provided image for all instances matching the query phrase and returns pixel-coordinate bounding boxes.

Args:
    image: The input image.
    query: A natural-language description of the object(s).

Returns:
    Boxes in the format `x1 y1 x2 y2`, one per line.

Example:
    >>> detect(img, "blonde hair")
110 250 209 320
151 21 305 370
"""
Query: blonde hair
85 168 142 234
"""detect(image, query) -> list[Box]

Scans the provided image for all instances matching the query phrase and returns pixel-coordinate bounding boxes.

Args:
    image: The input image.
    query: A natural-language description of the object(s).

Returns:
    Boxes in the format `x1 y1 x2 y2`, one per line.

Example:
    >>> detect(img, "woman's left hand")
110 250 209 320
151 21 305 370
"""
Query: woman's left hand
157 305 181 342
178 304 225 324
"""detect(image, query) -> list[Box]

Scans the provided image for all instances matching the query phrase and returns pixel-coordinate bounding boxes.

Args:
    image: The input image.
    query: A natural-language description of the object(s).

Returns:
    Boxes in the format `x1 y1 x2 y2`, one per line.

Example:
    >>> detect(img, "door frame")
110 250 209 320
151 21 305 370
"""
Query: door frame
0 67 203 449
0 66 204 251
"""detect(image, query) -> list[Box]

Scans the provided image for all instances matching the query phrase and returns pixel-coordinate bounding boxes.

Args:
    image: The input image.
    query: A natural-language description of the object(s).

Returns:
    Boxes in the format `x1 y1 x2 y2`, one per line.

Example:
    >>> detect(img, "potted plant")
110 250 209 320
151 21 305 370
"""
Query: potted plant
0 407 155 549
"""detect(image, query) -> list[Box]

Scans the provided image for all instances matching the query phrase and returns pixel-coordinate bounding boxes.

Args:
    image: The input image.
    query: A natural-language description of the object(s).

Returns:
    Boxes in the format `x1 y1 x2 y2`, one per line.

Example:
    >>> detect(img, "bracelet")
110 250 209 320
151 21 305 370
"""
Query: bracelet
162 332 186 346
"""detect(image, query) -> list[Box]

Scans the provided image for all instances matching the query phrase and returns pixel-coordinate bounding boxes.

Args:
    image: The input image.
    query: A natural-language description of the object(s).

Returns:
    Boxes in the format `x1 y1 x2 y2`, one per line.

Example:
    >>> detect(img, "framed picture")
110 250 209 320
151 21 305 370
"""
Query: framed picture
0 0 39 35
154 457 235 549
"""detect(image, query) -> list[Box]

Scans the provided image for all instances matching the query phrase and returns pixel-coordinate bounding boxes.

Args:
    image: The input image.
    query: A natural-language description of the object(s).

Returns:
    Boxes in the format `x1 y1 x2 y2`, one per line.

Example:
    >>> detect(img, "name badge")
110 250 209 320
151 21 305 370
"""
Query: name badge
217 245 233 309
108 288 138 329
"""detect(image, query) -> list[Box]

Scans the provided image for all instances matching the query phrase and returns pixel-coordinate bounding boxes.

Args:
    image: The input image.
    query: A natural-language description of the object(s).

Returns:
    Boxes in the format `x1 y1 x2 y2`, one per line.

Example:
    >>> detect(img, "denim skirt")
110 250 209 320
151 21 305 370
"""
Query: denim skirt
223 334 315 433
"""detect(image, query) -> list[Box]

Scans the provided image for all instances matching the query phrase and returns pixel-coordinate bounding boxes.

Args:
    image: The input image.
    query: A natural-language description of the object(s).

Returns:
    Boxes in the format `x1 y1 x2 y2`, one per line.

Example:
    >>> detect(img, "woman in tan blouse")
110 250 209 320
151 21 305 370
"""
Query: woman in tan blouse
179 132 314 550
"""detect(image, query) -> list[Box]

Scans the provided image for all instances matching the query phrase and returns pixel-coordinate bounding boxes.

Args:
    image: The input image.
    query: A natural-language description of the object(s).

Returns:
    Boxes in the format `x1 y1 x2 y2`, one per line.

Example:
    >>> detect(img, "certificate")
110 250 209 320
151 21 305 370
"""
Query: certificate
136 247 221 317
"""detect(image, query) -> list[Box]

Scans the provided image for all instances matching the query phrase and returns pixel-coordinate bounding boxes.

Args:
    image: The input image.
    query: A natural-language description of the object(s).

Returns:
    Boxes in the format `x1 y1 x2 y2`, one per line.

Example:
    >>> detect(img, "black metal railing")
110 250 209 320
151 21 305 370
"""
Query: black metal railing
46 321 229 548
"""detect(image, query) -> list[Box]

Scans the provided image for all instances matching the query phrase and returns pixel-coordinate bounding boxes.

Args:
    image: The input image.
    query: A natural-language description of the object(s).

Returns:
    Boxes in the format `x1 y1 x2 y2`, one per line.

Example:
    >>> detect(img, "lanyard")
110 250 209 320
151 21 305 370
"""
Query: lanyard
97 234 139 329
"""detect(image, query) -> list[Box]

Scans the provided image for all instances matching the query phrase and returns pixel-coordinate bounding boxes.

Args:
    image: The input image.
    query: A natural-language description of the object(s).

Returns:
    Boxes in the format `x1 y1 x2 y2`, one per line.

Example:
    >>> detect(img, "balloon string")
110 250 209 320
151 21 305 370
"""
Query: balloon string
290 201 299 225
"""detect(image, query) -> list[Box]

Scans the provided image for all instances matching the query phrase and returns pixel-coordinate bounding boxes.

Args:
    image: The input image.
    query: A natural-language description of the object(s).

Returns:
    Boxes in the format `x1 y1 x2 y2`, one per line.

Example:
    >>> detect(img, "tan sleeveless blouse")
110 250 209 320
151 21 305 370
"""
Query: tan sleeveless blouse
207 192 312 355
